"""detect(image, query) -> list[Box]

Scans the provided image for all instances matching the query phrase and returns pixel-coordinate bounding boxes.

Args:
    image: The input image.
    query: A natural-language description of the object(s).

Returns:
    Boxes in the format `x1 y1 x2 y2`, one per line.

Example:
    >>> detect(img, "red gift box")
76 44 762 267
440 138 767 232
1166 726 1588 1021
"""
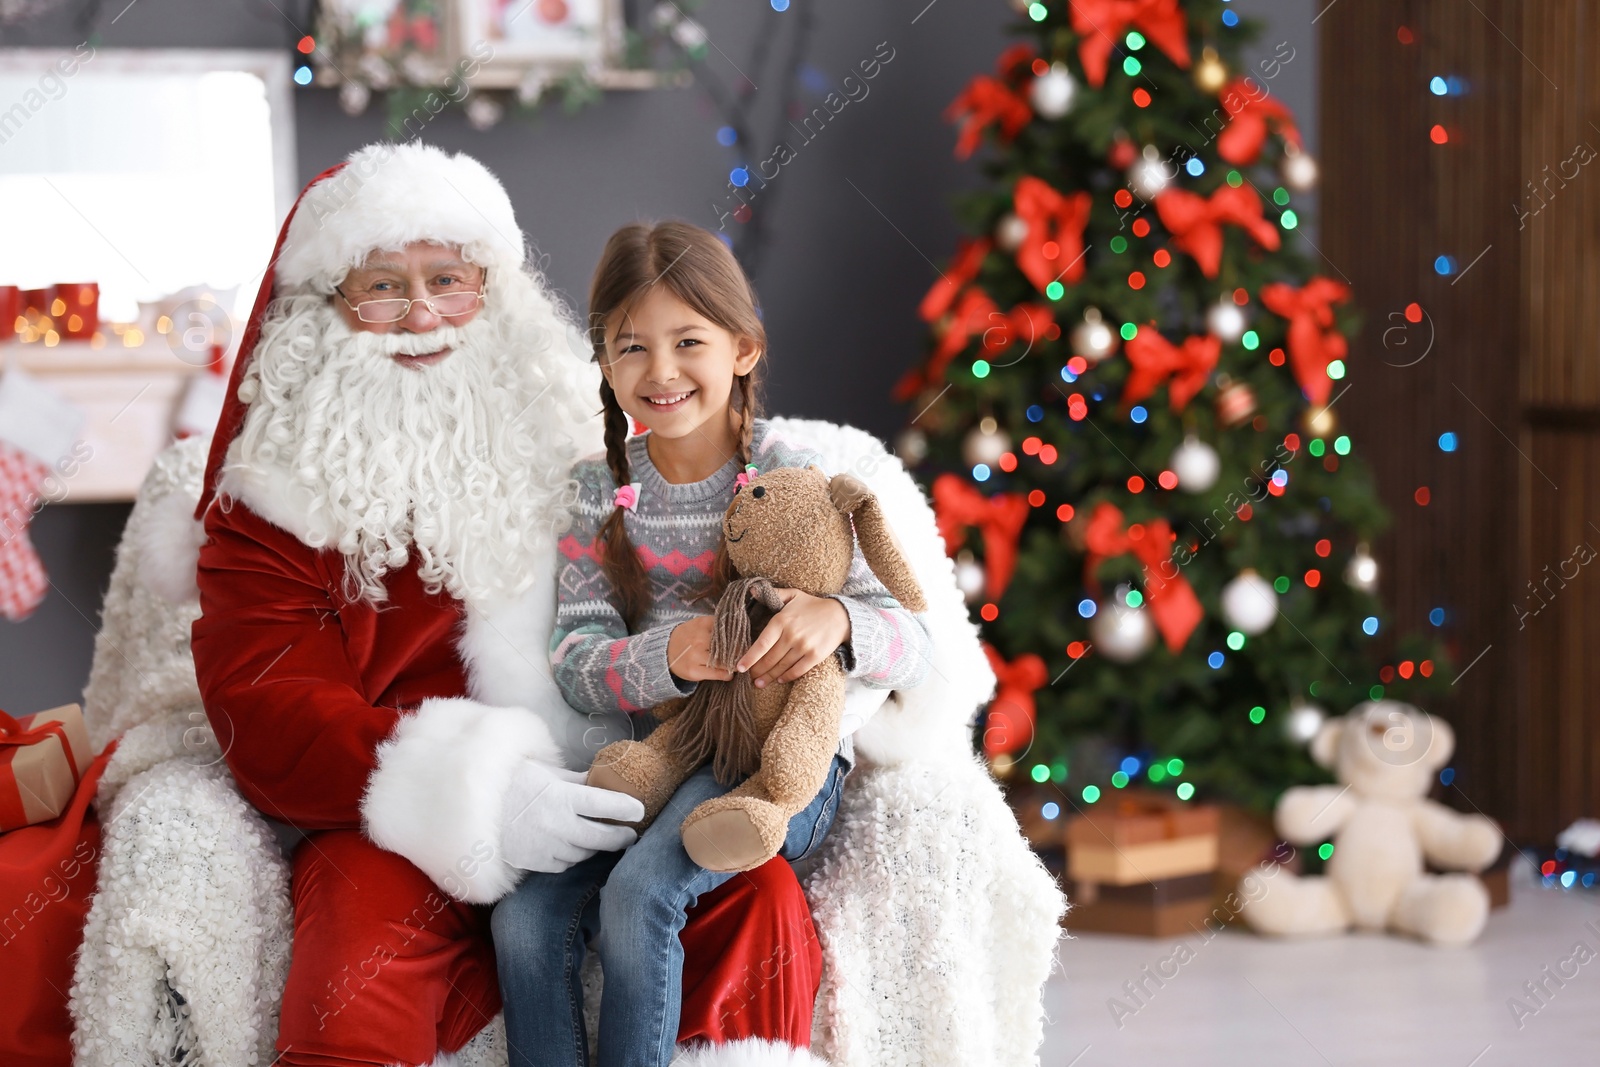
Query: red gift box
52 283 98 340
0 705 93 832
0 286 18 341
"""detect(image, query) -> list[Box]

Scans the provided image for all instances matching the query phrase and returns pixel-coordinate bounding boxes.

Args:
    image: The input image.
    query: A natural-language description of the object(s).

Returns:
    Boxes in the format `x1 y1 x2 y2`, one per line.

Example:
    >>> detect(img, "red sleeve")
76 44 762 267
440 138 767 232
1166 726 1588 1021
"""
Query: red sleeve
190 502 401 830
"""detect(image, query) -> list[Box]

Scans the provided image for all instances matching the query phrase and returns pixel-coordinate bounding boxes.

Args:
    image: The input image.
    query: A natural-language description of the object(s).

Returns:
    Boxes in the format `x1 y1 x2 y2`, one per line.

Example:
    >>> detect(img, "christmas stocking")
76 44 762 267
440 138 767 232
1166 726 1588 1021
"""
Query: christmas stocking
0 367 84 621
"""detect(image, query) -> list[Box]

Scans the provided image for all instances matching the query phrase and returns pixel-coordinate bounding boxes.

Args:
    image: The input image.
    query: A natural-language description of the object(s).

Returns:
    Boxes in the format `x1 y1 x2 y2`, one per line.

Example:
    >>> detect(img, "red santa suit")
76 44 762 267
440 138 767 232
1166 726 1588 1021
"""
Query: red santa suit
190 145 821 1066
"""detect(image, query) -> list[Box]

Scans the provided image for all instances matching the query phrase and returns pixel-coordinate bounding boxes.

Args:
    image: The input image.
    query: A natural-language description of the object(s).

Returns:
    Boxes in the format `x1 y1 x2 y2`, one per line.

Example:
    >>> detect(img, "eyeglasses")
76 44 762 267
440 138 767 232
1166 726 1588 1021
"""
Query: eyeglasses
335 271 488 324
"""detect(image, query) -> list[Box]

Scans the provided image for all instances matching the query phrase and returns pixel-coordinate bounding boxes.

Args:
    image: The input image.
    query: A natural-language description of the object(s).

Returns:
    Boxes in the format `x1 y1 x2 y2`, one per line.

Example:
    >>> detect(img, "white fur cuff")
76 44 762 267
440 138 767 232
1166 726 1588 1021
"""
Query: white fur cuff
670 1039 830 1067
361 696 561 904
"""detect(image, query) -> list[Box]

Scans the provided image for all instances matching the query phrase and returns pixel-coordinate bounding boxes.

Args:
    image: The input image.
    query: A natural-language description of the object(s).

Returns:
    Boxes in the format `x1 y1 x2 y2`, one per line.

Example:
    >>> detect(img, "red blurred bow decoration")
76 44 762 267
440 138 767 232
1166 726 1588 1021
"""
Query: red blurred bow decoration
1122 329 1221 411
946 75 1031 160
1155 185 1281 278
1070 0 1192 87
995 43 1038 82
919 237 992 323
1082 502 1202 652
1217 77 1303 166
898 290 1054 400
981 643 1049 756
932 474 1031 600
1013 177 1093 293
1260 278 1351 407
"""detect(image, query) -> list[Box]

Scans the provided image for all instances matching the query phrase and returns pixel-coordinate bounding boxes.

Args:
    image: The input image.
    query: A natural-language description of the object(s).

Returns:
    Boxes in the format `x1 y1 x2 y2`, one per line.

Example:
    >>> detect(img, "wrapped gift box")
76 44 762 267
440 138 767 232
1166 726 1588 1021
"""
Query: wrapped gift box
1065 792 1220 885
1066 873 1219 937
1 704 92 831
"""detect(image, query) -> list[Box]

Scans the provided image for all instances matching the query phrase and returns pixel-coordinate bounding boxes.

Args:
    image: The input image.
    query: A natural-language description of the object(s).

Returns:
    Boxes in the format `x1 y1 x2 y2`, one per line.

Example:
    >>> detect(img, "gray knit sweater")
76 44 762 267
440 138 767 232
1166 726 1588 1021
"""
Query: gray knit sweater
549 421 932 742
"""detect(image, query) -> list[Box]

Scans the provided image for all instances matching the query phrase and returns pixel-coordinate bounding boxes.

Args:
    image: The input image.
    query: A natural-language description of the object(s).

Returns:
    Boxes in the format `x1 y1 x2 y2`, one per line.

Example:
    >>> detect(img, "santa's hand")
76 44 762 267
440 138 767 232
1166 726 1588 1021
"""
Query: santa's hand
500 760 644 873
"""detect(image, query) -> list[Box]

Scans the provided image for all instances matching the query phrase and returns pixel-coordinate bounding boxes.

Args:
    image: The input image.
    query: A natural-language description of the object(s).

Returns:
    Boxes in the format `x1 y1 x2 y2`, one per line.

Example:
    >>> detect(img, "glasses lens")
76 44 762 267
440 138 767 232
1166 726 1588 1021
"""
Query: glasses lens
356 299 411 323
429 291 483 317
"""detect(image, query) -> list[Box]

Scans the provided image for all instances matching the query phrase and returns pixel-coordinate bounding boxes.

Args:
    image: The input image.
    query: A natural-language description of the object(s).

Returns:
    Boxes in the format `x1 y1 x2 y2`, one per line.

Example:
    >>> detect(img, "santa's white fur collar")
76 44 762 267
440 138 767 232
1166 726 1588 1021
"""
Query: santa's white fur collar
213 440 626 768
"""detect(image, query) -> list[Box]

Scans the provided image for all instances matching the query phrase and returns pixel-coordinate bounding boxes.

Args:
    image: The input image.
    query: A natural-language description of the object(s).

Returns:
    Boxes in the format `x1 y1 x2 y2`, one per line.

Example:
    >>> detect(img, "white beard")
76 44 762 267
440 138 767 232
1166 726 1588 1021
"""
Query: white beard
226 273 600 607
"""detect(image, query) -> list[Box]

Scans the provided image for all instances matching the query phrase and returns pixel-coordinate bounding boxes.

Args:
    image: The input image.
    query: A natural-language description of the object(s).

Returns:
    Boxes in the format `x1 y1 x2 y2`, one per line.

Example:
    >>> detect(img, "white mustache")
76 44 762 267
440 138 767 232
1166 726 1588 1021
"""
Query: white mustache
333 318 474 357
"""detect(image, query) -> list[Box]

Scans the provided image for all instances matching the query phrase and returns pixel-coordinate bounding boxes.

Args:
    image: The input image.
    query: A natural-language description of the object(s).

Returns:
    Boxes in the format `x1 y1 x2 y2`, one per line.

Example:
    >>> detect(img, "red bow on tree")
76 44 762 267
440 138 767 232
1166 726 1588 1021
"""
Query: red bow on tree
919 237 992 323
1122 329 1221 411
1070 0 1192 87
1217 78 1303 166
1013 176 1093 294
1082 502 1203 652
932 473 1031 600
1155 185 1282 278
981 643 1049 756
945 75 1031 160
898 290 1054 400
1260 278 1351 407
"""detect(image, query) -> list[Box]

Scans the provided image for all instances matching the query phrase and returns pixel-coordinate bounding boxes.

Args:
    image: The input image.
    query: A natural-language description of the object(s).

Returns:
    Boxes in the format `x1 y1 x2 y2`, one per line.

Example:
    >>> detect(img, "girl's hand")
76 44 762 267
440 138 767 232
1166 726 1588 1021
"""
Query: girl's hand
667 615 734 683
736 589 851 688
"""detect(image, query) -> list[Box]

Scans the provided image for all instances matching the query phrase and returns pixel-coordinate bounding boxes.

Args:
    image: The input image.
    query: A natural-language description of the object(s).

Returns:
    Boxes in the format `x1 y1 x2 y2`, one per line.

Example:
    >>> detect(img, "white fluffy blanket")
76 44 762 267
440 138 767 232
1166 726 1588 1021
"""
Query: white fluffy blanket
69 422 1065 1067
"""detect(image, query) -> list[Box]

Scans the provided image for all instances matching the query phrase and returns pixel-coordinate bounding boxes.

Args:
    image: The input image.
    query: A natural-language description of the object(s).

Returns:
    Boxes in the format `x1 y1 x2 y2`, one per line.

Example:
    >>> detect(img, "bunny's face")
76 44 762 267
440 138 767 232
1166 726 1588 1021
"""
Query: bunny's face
723 467 854 595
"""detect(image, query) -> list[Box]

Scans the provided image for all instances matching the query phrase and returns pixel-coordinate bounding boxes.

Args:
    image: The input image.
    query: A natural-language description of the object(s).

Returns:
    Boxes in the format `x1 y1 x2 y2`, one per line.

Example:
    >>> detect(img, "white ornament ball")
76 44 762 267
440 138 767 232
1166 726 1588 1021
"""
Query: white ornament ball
955 551 986 604
357 52 396 90
1029 62 1077 120
1129 144 1171 199
1282 145 1320 191
671 16 708 50
465 94 504 131
339 81 372 117
1090 591 1156 663
1170 436 1221 493
1222 570 1279 634
895 427 928 466
1345 543 1379 593
518 70 552 105
1070 307 1118 363
1206 299 1248 343
995 212 1030 252
652 2 681 29
962 417 1011 468
1286 701 1326 743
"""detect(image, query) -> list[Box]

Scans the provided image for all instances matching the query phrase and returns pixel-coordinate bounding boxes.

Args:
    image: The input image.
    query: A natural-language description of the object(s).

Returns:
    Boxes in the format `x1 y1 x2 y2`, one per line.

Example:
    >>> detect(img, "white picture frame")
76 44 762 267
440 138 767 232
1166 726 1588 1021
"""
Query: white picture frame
457 0 619 70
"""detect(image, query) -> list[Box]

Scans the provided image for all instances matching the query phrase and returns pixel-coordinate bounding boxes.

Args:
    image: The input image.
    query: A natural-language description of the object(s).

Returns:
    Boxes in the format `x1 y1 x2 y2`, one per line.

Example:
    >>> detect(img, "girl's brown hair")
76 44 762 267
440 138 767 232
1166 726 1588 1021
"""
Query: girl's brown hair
588 220 766 628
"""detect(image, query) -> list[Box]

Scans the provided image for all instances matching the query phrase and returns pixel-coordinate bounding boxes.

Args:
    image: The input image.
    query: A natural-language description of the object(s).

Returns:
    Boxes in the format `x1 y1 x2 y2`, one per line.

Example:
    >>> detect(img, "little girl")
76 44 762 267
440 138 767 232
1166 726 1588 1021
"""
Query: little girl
491 220 932 1067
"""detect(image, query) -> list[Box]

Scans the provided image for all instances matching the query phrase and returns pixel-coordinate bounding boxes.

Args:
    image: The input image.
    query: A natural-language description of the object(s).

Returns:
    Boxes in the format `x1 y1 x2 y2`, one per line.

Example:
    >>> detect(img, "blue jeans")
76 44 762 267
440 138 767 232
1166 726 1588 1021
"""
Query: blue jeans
492 753 849 1067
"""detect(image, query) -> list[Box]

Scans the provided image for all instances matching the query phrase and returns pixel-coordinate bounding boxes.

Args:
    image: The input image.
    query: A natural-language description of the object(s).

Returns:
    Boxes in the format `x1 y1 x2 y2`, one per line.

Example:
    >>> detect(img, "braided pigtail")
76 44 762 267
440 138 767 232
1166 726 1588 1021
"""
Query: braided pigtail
705 370 764 602
597 379 654 628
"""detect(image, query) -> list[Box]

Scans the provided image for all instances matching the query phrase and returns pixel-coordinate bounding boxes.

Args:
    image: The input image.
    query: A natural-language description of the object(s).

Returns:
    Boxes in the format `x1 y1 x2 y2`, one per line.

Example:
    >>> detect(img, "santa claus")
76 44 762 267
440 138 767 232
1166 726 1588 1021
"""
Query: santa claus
189 143 823 1066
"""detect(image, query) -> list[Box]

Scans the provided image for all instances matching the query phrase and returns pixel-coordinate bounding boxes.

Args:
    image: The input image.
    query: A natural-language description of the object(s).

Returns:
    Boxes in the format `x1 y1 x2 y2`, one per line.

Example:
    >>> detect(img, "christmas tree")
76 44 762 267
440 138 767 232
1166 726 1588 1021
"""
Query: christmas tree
899 0 1448 812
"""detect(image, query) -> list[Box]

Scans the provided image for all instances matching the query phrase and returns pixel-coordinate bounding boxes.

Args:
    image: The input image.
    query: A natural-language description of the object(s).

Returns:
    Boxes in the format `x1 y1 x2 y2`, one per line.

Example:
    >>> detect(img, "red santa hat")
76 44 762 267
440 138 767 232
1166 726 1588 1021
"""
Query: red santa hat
194 142 527 520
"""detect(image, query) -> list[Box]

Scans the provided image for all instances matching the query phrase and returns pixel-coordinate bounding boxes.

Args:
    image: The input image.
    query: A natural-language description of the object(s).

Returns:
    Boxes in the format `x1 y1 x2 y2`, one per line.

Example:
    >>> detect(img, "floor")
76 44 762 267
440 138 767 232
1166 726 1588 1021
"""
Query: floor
1038 856 1600 1065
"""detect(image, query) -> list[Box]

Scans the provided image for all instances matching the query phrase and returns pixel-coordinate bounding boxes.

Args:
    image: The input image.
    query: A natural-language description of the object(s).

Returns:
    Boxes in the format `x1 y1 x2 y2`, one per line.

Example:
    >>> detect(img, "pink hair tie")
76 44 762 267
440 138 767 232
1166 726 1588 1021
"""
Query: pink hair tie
734 464 759 491
613 482 642 511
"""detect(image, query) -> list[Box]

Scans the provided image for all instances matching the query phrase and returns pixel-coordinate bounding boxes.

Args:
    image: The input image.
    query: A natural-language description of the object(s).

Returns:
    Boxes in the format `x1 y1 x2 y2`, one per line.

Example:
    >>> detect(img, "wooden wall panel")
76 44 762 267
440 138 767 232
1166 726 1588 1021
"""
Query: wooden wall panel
1521 0 1600 409
1322 0 1533 840
1521 429 1600 836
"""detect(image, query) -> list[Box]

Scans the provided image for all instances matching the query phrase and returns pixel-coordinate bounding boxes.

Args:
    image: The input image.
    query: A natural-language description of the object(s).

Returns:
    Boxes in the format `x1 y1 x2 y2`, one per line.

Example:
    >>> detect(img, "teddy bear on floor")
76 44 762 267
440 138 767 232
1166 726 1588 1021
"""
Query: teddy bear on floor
587 467 927 873
1239 700 1503 946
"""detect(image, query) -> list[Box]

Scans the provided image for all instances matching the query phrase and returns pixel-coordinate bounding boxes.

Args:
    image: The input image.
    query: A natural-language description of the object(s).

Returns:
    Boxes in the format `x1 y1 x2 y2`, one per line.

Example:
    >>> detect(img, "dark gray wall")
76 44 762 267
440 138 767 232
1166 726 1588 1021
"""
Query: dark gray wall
0 0 1316 712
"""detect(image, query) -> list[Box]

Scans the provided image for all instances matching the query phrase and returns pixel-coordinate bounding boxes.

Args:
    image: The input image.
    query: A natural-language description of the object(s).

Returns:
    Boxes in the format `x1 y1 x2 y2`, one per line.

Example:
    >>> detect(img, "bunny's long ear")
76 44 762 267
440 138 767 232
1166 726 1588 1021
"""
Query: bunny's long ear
828 473 928 614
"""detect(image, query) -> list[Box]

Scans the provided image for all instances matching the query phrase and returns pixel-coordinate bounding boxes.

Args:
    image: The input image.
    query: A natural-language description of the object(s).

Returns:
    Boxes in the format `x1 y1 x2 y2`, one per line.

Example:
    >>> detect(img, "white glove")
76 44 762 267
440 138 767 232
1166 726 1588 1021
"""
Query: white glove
839 679 890 739
500 758 645 873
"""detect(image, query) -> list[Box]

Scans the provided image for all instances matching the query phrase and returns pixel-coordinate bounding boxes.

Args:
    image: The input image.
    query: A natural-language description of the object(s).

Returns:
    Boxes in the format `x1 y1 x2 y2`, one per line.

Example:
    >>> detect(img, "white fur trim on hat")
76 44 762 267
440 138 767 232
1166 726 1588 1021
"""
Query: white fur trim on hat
670 1039 830 1066
361 696 561 904
275 142 526 293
